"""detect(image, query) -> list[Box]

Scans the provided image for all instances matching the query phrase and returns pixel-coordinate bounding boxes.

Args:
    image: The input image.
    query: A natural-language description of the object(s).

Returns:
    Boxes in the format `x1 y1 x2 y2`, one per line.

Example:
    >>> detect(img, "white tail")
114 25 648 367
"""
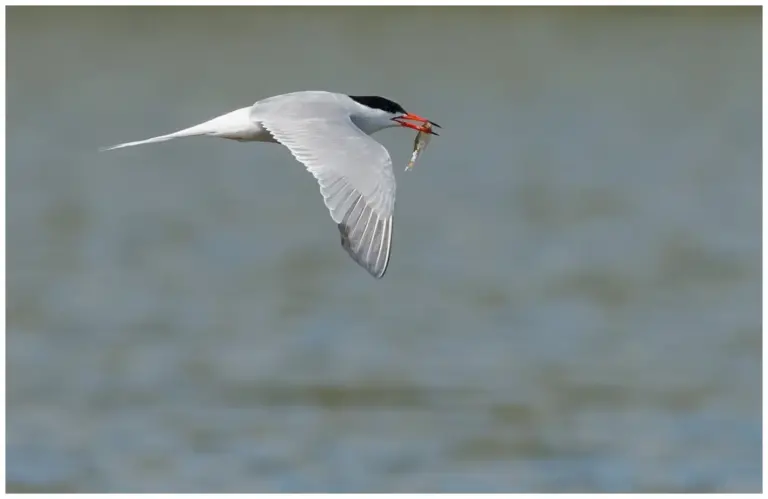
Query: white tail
99 107 255 152
99 133 183 151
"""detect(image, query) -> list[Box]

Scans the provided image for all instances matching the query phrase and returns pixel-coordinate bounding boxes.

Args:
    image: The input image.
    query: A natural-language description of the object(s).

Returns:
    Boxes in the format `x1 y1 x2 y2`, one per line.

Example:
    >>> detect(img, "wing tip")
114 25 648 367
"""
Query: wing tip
338 217 392 279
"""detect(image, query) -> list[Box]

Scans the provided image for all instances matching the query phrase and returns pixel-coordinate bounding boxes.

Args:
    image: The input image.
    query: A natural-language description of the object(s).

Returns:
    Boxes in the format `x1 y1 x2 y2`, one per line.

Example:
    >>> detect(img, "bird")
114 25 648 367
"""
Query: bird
101 90 440 279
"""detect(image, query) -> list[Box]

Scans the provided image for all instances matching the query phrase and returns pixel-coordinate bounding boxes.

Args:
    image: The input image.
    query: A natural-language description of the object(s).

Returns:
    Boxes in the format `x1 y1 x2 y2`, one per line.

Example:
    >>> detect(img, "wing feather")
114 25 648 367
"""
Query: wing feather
252 99 396 278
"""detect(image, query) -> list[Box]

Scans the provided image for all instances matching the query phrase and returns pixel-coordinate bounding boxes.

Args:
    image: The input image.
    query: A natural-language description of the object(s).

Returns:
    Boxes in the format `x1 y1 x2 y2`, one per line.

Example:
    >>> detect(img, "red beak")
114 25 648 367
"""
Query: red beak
394 113 441 135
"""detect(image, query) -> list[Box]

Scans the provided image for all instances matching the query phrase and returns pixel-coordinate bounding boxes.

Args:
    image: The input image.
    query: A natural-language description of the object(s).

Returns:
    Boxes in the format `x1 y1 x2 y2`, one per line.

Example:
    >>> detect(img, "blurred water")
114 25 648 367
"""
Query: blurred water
6 6 761 492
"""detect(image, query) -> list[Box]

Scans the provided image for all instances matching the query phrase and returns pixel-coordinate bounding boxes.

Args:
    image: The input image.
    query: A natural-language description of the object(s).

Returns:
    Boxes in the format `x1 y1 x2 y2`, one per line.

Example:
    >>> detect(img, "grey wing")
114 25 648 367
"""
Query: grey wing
252 101 396 278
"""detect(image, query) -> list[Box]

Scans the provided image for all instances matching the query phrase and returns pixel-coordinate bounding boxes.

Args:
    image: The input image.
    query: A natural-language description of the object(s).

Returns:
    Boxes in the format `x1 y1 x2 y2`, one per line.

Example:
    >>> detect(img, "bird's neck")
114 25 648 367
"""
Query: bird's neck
351 114 395 136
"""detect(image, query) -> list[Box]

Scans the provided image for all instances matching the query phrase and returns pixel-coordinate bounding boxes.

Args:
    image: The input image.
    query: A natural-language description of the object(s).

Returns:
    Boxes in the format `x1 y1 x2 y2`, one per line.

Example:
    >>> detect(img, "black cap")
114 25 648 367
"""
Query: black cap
348 95 406 115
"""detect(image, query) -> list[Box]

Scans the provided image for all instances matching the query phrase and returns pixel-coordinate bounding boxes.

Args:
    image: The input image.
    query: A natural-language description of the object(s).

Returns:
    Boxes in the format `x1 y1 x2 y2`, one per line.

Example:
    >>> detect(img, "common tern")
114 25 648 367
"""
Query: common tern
101 90 440 278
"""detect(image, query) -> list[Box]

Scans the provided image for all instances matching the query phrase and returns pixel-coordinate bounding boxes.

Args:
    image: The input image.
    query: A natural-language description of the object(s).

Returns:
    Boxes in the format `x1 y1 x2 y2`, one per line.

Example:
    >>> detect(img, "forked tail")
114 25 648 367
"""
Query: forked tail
99 133 181 152
99 107 254 152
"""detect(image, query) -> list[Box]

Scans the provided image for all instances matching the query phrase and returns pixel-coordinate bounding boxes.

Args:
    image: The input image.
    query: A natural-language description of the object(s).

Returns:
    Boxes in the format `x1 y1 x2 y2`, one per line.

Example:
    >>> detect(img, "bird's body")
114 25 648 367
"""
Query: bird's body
101 91 439 279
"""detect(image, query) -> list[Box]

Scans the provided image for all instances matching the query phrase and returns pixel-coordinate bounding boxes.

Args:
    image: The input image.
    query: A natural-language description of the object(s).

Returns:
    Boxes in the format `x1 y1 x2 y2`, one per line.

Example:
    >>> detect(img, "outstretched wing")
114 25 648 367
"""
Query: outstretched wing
252 97 396 278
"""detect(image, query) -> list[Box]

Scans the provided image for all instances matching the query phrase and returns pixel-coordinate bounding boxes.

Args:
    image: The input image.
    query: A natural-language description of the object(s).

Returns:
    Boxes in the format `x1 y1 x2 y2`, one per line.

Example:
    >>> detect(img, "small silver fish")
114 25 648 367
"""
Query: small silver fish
405 124 433 171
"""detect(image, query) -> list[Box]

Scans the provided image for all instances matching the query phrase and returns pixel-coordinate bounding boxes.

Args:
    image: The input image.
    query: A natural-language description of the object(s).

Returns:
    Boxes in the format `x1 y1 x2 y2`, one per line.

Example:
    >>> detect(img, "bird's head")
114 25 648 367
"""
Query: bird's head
348 95 440 135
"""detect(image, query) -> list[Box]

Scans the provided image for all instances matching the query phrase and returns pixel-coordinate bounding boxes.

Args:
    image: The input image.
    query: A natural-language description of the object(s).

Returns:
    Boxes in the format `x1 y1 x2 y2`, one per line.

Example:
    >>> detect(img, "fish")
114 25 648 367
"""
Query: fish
405 123 433 171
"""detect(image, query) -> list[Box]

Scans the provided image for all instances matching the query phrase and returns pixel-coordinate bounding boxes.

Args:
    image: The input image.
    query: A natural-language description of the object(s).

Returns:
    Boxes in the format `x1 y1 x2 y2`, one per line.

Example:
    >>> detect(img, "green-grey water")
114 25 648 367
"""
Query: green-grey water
6 6 761 492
